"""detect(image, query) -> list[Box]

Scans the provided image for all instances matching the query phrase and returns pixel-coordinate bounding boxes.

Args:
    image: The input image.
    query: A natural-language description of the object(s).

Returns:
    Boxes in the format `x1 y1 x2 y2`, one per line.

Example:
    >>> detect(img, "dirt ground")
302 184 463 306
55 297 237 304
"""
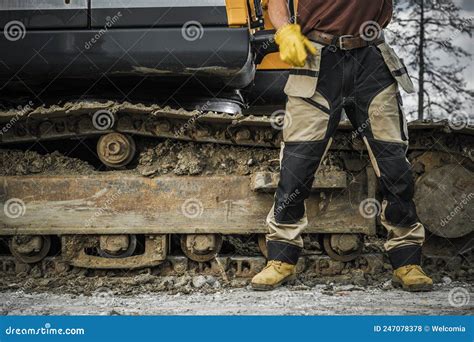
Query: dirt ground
0 257 472 316
1 282 472 316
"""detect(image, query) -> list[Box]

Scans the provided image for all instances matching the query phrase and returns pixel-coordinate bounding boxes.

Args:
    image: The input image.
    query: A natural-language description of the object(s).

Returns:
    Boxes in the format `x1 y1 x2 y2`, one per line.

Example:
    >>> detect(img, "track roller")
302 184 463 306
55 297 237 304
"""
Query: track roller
180 234 223 262
97 132 136 168
97 234 137 258
9 235 51 264
322 234 363 262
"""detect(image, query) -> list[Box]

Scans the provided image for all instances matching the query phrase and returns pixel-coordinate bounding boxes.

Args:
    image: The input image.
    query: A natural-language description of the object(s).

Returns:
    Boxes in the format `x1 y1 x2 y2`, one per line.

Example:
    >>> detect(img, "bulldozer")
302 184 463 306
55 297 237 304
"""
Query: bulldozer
0 0 472 276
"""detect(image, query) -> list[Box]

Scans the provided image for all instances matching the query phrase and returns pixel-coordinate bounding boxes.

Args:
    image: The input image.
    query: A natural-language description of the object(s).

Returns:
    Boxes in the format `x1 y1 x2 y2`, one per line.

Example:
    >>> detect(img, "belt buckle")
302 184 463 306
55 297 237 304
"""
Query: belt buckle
338 35 353 50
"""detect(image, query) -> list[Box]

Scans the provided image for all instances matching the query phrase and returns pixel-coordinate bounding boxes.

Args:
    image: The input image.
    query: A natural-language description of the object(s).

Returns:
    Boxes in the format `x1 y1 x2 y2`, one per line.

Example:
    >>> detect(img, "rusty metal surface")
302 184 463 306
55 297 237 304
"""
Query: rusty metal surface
62 235 167 269
251 170 348 192
0 172 375 235
96 132 136 168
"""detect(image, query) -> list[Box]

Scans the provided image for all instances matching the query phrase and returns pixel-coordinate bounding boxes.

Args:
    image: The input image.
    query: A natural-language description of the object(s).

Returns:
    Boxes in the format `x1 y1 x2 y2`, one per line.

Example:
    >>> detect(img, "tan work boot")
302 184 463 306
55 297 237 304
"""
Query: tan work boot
251 260 296 291
392 265 433 292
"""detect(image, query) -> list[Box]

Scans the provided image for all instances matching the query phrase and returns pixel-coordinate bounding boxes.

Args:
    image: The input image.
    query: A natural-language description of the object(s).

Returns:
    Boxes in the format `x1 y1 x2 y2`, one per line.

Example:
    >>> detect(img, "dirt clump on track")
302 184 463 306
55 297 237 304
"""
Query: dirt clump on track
137 139 280 177
0 149 95 176
0 139 280 177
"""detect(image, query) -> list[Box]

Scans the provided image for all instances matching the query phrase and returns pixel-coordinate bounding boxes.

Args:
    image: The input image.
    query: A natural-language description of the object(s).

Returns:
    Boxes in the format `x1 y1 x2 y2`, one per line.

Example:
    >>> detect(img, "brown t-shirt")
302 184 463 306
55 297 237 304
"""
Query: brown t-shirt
297 0 393 36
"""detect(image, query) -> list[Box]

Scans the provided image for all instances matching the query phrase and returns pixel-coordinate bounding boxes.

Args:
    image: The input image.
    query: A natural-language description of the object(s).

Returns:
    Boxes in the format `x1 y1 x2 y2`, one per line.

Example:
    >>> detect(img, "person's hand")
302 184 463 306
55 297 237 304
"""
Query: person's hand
274 24 317 67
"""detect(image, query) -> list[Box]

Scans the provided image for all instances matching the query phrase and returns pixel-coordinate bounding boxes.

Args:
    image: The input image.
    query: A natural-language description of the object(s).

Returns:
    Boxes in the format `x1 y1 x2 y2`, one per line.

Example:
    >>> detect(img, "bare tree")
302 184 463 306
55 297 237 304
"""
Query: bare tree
387 0 473 120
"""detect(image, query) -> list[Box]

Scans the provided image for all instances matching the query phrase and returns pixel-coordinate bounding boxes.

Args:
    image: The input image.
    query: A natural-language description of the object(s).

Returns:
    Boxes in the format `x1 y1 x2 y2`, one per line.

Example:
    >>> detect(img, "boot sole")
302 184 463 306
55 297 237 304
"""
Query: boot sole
251 274 297 291
392 277 433 292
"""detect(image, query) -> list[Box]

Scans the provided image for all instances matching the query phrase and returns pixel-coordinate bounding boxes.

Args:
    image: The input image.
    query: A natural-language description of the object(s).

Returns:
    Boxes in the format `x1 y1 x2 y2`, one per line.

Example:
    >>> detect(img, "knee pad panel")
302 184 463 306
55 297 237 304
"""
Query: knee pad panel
274 140 328 223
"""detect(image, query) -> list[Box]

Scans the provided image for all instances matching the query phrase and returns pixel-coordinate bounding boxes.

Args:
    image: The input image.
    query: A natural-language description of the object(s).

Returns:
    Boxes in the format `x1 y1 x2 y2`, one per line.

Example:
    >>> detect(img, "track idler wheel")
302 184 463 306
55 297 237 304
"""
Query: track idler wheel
97 132 136 168
180 234 223 262
322 234 363 262
9 235 51 264
97 234 137 258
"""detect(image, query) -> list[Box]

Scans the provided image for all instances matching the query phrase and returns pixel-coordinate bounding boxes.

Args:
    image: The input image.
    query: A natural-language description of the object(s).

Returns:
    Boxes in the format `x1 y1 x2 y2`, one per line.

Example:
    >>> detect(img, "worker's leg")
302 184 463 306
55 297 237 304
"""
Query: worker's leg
266 47 344 265
349 45 432 291
266 93 339 264
251 45 344 290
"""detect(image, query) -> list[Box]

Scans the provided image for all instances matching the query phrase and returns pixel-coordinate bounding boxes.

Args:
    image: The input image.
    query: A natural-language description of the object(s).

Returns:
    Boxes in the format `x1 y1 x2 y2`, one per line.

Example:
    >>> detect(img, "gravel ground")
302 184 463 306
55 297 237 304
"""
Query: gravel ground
1 283 472 316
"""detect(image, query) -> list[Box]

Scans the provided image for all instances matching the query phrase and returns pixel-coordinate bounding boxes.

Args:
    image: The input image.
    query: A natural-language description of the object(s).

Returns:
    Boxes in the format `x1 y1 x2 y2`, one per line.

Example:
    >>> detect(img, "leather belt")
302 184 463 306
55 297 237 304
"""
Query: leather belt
307 30 385 51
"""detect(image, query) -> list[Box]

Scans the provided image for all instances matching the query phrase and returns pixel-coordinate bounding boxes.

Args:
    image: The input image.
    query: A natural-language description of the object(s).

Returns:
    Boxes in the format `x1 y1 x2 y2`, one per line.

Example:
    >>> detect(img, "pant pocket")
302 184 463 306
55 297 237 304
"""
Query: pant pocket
283 42 324 98
376 42 415 94
368 83 406 144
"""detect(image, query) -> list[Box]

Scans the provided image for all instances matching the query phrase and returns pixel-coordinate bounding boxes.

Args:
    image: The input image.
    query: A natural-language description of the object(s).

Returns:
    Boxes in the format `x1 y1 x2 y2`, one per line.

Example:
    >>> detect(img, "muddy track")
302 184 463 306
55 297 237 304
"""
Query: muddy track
0 100 473 159
0 101 473 288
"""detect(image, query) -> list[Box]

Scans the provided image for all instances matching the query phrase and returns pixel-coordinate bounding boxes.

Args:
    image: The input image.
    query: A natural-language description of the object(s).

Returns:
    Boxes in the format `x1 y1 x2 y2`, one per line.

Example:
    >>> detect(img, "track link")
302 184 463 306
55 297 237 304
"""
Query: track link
0 101 472 160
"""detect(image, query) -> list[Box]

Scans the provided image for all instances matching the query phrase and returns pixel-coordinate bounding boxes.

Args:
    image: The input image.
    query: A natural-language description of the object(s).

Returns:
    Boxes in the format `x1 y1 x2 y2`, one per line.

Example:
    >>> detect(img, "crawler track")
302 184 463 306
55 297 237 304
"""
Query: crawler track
0 100 473 274
0 100 472 159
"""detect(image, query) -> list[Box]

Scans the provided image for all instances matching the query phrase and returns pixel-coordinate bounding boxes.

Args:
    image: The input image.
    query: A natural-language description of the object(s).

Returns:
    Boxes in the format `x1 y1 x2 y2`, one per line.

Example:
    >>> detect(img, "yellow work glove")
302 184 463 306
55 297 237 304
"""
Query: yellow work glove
274 24 317 67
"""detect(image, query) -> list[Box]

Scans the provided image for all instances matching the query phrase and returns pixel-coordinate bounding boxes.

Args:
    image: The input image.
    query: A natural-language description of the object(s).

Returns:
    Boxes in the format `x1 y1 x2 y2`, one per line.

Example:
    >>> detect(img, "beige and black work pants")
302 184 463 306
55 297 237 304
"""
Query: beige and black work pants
266 41 425 269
